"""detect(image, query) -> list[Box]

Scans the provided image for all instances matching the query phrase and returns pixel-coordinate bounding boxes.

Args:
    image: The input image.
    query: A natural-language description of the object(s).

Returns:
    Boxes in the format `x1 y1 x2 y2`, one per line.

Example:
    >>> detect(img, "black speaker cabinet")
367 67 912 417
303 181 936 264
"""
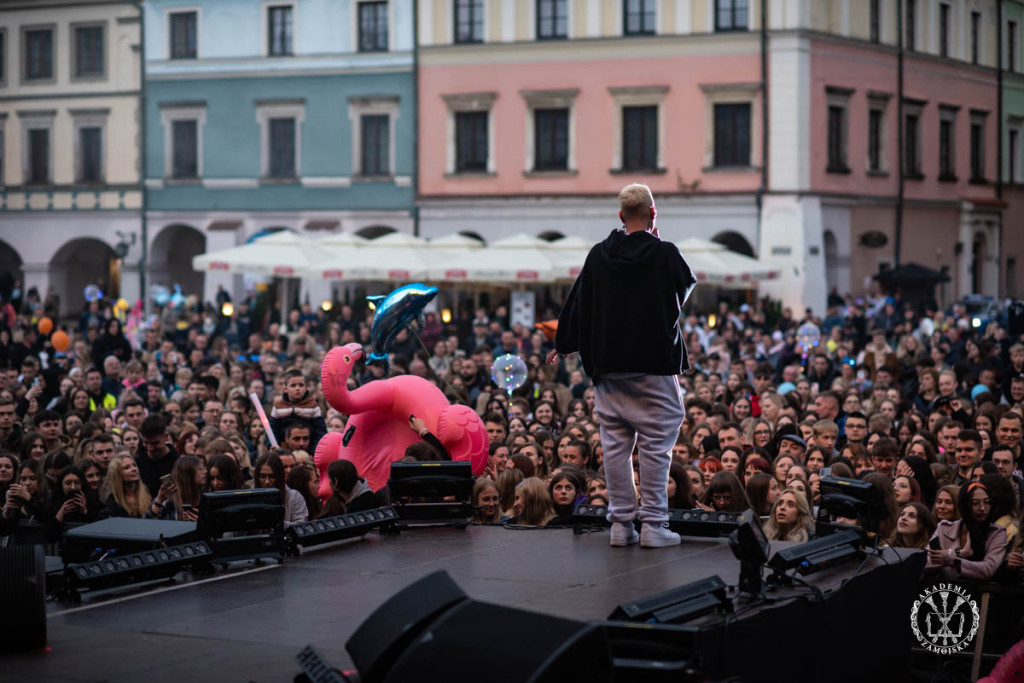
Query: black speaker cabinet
0 545 46 652
345 570 468 683
382 600 612 683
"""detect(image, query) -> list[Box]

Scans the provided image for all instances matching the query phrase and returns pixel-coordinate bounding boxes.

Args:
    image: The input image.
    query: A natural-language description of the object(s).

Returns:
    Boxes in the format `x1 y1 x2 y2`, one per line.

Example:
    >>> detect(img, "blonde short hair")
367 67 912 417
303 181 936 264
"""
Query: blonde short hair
618 184 654 220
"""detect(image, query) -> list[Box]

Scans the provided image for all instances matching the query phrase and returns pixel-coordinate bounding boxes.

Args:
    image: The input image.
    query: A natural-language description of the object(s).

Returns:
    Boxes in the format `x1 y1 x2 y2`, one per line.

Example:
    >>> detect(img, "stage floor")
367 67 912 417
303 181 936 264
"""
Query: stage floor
3 525 908 682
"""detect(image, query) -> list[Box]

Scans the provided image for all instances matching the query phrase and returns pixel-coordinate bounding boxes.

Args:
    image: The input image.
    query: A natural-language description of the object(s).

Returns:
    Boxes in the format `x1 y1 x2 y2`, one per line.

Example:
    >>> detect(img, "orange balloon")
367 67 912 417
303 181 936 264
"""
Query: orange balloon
37 317 53 335
51 330 70 352
535 319 558 341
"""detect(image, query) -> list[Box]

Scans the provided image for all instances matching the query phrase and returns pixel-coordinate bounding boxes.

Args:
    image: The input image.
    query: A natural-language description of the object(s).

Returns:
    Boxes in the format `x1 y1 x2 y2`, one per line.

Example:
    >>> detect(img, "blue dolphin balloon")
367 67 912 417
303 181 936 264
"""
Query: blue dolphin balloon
366 283 439 370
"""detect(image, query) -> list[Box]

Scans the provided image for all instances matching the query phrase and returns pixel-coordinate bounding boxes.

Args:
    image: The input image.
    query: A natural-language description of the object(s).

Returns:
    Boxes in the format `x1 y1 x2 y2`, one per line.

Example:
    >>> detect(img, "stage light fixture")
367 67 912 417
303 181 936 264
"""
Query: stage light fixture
666 508 744 537
766 529 862 578
65 541 213 598
198 488 286 561
570 503 612 529
388 462 474 526
728 509 770 596
609 575 730 625
287 506 399 552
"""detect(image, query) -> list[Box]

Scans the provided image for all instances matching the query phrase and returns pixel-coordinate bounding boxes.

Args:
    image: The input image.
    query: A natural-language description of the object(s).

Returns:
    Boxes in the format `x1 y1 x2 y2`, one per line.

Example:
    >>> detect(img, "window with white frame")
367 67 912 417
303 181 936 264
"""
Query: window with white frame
349 96 399 178
970 110 987 182
454 0 484 44
169 11 198 60
358 1 389 52
0 30 6 86
826 87 852 174
869 0 880 43
715 0 748 32
609 86 667 172
624 0 656 36
867 93 889 174
971 11 981 65
939 4 951 58
72 109 108 185
700 82 758 170
905 0 916 51
267 4 294 56
938 105 957 181
903 99 924 179
257 100 304 180
19 111 54 186
442 92 496 174
522 89 577 174
160 103 206 180
73 24 105 79
537 0 568 40
22 26 54 82
1008 120 1021 184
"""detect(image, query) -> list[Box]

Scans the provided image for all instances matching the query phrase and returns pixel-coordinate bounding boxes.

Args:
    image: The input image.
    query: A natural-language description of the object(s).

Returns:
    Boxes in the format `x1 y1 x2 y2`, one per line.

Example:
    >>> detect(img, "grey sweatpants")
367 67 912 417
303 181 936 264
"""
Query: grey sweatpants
593 373 685 524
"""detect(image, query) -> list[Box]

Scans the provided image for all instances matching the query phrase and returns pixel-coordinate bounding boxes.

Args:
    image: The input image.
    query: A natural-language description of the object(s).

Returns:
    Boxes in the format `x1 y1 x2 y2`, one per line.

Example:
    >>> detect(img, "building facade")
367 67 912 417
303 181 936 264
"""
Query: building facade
416 0 1019 314
0 0 143 315
143 0 416 304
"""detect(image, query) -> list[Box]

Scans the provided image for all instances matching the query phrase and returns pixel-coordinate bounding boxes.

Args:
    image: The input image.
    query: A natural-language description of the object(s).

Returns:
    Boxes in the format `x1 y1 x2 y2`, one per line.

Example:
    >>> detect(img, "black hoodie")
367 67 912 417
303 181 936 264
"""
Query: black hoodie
555 229 696 383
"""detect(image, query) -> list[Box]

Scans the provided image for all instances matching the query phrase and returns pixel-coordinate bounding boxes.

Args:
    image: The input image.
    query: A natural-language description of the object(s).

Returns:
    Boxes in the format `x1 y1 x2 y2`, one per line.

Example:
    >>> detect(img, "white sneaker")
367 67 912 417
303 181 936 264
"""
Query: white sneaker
609 522 639 547
641 522 681 548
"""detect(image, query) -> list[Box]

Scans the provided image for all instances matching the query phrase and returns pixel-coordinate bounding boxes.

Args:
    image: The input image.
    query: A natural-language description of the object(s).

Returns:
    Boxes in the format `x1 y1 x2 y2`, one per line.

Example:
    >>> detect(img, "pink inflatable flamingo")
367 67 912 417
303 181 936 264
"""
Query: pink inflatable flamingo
315 343 488 497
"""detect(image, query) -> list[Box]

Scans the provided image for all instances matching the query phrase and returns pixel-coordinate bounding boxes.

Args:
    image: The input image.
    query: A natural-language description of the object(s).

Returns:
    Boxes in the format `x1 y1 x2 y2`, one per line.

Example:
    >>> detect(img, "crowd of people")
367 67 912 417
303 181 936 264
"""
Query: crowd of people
1 284 1023 586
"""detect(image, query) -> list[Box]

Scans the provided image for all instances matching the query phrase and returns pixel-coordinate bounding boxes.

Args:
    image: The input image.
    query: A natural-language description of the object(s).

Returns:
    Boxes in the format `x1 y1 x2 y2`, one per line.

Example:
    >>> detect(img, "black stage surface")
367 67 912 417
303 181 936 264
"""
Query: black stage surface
2 525 921 682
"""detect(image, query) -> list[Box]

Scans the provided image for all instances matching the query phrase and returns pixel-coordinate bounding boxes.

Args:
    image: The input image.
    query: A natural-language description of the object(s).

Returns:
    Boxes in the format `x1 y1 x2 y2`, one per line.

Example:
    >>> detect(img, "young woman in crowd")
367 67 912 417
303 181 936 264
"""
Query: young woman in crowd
893 502 936 549
763 488 814 542
253 452 308 524
2 459 48 526
287 464 322 520
745 472 779 518
323 459 378 515
104 454 152 518
207 453 245 492
926 482 1007 580
0 452 17 505
667 464 693 510
932 484 961 523
699 471 750 513
48 465 99 535
511 477 555 527
893 474 922 505
471 477 502 525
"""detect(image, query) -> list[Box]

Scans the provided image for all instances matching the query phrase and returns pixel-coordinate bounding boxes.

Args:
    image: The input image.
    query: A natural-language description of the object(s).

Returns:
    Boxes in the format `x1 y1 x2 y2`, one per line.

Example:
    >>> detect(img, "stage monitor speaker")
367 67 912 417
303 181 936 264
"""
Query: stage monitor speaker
382 599 612 683
0 546 46 652
609 575 730 625
346 570 469 683
62 517 201 563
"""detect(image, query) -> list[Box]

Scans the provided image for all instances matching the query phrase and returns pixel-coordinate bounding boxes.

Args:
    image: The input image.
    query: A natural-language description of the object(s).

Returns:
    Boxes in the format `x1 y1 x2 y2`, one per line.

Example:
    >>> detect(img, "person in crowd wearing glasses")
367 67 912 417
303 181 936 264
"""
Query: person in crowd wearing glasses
926 481 1007 581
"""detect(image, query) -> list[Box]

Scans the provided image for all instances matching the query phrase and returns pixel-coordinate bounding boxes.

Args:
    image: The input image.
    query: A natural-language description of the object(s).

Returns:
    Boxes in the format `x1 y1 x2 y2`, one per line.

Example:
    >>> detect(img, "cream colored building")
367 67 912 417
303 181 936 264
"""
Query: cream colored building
0 0 143 315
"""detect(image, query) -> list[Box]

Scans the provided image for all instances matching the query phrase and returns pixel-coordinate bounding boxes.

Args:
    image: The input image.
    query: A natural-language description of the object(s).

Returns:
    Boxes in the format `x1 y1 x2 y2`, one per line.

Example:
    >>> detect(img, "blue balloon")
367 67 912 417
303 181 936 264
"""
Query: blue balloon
366 283 439 371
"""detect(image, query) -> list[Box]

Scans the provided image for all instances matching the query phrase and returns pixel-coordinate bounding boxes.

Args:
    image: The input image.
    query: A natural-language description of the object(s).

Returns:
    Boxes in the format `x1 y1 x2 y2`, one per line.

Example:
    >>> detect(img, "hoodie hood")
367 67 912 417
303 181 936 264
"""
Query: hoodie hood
599 229 663 273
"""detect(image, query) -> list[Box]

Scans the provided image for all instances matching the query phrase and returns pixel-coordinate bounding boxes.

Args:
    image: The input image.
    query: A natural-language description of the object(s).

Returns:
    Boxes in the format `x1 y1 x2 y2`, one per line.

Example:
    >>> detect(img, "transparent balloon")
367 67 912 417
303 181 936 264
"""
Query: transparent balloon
491 354 528 395
83 285 104 302
796 323 822 353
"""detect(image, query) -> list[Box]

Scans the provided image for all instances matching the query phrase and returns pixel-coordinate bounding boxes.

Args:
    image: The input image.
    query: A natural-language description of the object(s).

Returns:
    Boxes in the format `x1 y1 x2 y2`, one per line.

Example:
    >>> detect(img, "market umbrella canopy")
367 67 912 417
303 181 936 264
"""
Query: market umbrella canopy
192 230 323 276
302 231 430 281
673 237 780 286
545 235 593 280
426 232 557 283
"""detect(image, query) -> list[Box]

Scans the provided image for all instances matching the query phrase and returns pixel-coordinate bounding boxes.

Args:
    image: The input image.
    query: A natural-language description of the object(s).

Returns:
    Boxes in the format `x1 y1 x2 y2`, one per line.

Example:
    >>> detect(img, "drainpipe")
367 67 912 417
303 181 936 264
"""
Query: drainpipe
412 0 420 238
997 0 1004 297
132 1 149 315
895 0 904 269
755 0 769 254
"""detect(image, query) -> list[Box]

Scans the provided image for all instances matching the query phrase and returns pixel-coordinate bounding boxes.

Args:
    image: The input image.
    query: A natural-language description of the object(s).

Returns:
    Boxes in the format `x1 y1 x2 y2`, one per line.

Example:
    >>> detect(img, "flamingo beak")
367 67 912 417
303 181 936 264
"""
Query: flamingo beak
352 347 364 361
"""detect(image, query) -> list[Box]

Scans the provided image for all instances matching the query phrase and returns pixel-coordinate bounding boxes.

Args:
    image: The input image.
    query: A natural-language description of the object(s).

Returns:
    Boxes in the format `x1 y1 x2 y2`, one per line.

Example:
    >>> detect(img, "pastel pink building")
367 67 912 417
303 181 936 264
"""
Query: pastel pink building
417 0 1015 312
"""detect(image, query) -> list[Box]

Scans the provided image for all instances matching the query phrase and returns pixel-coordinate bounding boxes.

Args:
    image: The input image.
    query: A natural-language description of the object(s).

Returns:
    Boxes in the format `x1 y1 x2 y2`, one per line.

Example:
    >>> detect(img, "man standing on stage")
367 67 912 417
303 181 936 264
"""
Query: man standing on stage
548 184 696 548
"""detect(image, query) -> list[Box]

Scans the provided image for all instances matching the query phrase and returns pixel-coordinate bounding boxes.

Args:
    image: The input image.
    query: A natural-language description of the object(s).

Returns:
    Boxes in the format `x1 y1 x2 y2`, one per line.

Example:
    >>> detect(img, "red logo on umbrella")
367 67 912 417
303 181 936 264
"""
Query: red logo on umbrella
273 266 295 276
210 262 230 271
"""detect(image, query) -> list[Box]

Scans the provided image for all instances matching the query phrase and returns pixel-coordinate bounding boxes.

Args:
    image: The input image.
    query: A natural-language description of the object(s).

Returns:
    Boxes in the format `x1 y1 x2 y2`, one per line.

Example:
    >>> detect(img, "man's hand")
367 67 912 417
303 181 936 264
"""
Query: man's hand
545 349 560 366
